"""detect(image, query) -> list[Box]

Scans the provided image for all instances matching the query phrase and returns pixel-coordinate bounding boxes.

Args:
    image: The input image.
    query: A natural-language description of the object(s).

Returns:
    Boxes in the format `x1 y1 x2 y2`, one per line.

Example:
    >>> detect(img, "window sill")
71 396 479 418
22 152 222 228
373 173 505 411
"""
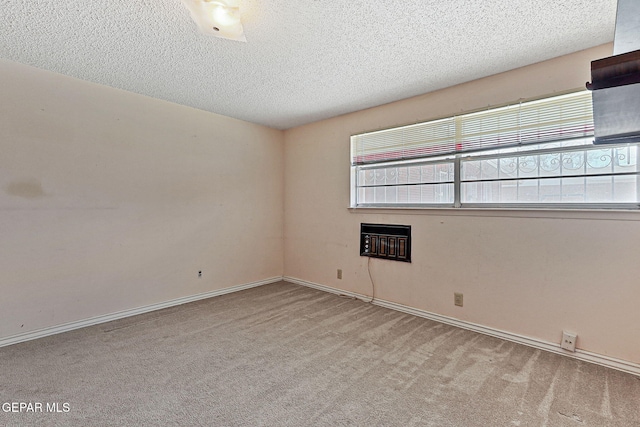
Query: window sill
348 205 640 221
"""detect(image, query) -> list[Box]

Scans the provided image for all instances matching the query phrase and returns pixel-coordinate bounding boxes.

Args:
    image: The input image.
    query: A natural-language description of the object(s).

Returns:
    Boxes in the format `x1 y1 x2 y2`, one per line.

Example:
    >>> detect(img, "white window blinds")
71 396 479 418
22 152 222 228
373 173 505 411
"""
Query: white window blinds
351 91 594 165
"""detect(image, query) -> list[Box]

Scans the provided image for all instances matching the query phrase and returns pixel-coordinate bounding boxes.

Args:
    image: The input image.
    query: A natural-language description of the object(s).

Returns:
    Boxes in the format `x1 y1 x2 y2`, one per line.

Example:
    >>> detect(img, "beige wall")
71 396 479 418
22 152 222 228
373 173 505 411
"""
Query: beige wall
3 44 639 366
0 59 284 339
284 44 640 364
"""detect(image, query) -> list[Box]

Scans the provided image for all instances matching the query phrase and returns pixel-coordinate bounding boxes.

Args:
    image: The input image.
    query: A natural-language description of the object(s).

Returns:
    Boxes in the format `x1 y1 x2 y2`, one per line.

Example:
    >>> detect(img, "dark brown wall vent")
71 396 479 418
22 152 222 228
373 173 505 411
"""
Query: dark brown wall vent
360 223 411 262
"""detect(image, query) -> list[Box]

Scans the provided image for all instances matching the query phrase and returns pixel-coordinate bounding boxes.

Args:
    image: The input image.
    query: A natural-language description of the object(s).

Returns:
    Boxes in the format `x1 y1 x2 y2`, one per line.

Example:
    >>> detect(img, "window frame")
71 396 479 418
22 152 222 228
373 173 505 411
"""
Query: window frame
350 92 640 210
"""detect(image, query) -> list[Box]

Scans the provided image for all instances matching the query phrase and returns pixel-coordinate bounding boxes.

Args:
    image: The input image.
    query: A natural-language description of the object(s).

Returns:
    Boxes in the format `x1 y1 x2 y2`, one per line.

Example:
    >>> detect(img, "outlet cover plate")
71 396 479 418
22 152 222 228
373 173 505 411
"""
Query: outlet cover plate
561 331 577 352
454 292 463 307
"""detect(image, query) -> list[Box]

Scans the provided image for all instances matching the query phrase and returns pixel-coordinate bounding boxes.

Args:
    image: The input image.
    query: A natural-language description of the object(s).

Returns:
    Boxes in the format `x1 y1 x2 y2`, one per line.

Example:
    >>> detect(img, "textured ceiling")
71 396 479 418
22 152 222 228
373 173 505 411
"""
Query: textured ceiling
0 1 617 129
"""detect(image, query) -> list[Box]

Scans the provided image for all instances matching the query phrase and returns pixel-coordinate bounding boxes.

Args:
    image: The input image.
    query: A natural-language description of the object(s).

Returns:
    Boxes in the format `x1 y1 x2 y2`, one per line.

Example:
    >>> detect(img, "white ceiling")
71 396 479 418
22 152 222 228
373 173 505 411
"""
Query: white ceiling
0 1 616 129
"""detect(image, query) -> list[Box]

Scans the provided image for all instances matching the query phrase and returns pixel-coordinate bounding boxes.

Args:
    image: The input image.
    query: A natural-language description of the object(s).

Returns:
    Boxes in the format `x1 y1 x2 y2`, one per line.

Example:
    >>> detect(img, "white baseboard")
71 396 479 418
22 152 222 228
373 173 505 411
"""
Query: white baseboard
0 276 283 348
5 275 638 377
284 276 640 377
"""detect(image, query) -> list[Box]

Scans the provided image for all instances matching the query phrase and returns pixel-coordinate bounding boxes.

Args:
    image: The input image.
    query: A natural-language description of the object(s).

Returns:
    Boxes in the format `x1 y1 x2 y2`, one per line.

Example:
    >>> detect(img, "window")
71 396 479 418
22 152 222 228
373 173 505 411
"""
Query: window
350 91 640 209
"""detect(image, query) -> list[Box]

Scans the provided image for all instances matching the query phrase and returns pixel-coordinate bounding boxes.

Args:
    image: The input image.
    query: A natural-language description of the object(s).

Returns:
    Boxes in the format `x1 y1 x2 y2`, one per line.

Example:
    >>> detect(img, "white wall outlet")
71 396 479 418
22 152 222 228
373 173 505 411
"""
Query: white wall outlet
561 331 577 352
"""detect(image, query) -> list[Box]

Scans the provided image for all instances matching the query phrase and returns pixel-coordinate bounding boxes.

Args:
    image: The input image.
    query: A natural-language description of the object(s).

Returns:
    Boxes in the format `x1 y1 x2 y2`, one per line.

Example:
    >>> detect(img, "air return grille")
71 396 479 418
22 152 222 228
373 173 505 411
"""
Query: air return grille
360 223 411 262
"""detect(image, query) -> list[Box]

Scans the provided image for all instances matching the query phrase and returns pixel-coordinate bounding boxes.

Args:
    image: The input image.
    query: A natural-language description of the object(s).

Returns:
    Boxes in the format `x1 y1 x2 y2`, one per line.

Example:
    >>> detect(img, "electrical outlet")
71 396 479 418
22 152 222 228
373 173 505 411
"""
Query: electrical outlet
454 292 463 307
561 331 577 352
337 269 342 280
198 271 202 278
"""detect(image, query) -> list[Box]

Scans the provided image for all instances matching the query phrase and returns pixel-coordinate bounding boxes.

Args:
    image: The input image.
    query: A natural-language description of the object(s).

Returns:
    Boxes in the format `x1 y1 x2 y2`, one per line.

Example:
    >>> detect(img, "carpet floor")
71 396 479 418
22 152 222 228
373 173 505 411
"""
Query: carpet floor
1 281 639 426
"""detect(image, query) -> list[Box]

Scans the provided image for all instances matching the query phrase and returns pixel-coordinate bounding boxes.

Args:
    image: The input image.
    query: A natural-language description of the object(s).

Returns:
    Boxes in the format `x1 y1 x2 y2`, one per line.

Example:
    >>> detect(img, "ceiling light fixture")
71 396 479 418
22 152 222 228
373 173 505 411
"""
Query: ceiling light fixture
181 0 246 42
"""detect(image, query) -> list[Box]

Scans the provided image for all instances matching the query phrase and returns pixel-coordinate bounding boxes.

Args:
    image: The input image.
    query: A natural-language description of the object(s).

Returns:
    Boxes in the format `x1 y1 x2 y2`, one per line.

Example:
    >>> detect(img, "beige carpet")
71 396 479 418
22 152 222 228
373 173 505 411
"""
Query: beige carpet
1 281 638 426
